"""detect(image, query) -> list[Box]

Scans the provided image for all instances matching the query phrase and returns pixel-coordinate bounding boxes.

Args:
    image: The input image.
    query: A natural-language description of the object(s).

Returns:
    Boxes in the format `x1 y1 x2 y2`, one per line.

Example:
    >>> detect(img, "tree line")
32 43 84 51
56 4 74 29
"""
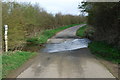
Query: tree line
79 2 120 48
2 2 86 51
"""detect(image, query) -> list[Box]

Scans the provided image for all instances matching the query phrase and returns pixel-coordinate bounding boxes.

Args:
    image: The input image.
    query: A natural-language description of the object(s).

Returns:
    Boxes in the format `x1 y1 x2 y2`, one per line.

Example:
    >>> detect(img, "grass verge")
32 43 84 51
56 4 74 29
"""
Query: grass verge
27 24 80 44
76 25 87 37
2 51 36 78
89 41 120 64
76 25 120 64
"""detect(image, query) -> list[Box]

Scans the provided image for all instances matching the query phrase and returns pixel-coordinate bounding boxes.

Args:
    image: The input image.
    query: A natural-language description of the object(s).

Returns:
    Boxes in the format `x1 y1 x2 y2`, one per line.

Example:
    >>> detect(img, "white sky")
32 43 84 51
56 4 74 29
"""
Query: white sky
8 0 84 15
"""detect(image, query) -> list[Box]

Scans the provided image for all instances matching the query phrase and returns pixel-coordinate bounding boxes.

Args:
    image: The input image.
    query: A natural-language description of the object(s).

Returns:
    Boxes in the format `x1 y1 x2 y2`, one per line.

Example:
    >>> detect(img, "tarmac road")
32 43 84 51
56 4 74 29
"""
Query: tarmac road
17 24 115 78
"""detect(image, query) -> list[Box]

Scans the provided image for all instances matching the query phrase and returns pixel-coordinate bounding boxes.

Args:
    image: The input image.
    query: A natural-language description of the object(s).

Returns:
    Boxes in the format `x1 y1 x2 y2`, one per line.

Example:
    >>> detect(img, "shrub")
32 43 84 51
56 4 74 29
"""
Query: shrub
26 37 39 45
84 26 95 40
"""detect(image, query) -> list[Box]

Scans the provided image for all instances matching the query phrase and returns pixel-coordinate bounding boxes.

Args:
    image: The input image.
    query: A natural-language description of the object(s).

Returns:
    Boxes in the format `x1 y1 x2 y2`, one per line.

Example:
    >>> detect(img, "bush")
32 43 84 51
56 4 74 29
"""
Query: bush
26 37 39 45
84 26 95 40
79 2 120 47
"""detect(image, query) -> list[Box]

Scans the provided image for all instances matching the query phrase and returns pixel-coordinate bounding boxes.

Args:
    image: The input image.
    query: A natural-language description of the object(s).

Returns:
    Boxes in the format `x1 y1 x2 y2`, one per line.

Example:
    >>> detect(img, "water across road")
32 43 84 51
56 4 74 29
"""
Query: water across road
42 38 91 53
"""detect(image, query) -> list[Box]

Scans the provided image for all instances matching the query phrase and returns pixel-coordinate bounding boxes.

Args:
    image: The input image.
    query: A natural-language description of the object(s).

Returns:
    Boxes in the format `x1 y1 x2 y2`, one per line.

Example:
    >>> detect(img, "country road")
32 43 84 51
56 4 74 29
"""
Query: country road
17 24 115 78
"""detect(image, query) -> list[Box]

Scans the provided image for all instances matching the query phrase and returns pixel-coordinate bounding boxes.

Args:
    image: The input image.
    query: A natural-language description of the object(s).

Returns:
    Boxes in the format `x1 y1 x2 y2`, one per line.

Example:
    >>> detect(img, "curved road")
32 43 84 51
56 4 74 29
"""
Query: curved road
17 24 115 78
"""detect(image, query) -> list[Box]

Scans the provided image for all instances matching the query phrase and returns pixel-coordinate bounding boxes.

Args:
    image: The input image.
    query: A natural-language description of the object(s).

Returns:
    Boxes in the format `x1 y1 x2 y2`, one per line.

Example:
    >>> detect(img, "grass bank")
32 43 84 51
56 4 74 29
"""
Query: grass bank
27 24 80 45
76 25 87 37
76 25 120 64
89 42 120 64
2 51 36 78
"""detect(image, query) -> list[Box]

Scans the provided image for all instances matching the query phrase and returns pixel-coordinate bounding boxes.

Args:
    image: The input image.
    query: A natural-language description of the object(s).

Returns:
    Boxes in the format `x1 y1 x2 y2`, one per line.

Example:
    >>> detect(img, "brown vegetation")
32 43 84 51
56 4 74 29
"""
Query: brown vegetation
2 2 86 51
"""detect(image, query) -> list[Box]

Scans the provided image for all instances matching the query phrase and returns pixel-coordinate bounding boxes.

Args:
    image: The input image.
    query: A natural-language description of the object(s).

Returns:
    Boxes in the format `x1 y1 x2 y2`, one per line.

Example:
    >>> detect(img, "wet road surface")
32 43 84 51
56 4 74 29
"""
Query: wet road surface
17 24 115 78
42 38 91 53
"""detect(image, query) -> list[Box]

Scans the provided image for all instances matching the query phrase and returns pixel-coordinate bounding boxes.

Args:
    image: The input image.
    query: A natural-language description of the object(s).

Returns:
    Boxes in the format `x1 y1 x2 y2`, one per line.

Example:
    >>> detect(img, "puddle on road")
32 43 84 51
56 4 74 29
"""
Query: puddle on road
42 38 91 53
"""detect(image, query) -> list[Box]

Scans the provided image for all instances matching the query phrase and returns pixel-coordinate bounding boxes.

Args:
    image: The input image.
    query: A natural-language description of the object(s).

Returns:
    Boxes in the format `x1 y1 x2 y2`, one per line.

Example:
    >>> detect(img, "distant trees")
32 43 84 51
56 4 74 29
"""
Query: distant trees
2 2 86 51
55 13 85 26
79 2 120 47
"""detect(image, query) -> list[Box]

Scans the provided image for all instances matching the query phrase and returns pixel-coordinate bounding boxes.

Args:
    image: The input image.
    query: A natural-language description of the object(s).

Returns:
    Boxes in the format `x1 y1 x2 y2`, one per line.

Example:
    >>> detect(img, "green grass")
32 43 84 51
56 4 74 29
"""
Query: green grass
76 25 87 37
2 51 36 78
76 25 120 64
27 24 80 44
89 41 120 64
0 54 2 79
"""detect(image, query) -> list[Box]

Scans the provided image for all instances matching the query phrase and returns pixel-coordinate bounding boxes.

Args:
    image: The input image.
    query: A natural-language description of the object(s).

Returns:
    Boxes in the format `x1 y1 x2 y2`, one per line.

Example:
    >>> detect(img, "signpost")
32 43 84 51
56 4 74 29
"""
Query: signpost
4 25 8 52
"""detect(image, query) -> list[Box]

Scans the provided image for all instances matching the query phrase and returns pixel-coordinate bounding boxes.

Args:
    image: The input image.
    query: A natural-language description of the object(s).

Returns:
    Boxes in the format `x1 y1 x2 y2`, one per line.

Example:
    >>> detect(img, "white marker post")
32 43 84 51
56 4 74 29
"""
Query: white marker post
4 25 8 52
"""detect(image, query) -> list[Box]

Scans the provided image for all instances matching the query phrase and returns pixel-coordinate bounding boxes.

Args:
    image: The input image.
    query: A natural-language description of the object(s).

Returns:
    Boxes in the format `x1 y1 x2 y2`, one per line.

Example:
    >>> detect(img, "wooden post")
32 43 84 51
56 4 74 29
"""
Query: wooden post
4 25 8 52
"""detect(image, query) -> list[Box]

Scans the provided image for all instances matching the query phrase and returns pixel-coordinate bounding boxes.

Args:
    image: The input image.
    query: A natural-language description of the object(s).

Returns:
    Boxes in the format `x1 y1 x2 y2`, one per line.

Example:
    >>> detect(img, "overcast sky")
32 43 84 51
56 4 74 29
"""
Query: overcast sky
8 0 84 15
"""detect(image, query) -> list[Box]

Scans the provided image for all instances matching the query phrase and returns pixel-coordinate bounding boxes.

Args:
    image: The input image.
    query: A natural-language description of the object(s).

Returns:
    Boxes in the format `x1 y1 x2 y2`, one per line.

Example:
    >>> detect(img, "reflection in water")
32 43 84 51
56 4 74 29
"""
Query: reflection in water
42 38 91 53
